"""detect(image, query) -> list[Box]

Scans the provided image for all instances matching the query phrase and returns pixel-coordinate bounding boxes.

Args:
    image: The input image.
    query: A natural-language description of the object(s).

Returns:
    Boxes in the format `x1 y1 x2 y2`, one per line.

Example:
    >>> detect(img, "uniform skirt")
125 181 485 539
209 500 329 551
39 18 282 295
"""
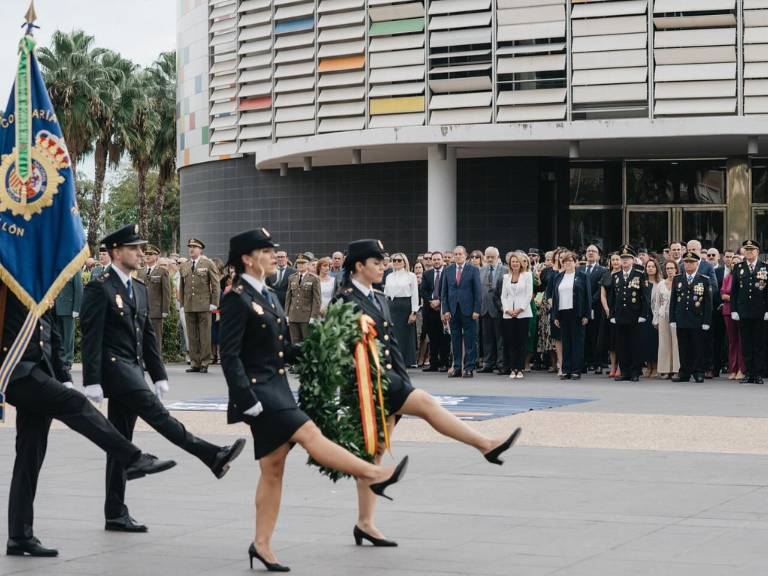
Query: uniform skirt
246 408 310 460
389 297 417 367
386 370 416 415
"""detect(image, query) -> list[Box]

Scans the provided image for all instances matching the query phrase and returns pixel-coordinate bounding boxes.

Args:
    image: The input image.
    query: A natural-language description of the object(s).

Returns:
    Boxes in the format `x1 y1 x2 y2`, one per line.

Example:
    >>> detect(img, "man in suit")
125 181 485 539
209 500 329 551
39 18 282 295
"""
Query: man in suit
91 244 111 280
670 251 713 383
53 271 82 370
1 281 176 557
608 245 648 382
284 253 321 343
136 244 172 353
80 224 245 534
179 238 221 373
478 247 507 374
441 245 482 378
730 239 768 384
420 251 451 372
266 250 295 308
583 244 608 374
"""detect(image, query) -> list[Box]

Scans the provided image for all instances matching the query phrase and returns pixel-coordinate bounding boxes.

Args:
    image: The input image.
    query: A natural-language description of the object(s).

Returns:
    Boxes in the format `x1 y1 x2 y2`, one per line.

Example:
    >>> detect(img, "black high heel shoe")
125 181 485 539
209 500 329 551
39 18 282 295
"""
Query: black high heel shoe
248 543 290 572
354 525 398 547
484 428 522 465
369 455 409 501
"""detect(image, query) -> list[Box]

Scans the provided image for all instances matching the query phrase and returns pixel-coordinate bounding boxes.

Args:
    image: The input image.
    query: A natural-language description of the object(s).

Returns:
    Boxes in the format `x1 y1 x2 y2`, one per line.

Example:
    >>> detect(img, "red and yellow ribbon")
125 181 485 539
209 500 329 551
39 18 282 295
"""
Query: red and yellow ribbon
353 315 390 456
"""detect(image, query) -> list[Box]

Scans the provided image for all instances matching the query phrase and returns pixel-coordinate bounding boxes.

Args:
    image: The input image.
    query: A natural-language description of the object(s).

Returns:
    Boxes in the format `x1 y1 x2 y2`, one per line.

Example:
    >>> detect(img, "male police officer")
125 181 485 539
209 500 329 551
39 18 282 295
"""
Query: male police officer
730 240 768 384
136 244 172 352
80 224 245 533
179 238 220 373
670 251 713 383
608 245 648 382
1 281 175 557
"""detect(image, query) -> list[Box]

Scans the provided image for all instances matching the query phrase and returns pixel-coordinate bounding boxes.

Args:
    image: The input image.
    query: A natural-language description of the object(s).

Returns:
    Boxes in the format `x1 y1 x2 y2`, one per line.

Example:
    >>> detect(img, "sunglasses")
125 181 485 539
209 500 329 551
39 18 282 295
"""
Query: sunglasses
392 258 404 263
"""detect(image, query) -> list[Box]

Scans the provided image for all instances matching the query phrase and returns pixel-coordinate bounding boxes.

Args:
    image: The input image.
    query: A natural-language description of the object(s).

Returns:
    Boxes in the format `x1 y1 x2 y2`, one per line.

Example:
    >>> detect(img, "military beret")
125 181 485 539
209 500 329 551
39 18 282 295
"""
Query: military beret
618 244 636 258
144 244 160 256
226 228 279 266
187 237 205 249
343 239 387 271
742 239 760 250
101 224 147 249
683 251 701 262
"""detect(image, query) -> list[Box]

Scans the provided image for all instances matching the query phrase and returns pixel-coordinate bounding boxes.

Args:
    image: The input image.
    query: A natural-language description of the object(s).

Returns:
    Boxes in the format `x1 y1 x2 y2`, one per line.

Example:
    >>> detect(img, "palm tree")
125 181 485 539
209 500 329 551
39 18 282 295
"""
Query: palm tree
88 52 138 248
148 51 177 246
123 69 159 236
37 30 107 180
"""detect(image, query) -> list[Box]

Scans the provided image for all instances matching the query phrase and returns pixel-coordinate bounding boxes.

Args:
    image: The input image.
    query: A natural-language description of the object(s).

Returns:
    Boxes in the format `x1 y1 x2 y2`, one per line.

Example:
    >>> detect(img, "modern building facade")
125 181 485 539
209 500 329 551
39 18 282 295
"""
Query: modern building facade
178 0 768 259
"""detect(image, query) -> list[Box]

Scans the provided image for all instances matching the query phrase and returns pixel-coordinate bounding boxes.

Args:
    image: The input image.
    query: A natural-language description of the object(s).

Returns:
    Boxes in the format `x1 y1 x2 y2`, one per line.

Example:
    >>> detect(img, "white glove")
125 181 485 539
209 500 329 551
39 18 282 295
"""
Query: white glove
72 312 79 319
669 322 677 329
62 381 73 389
243 401 264 417
610 318 616 324
154 379 170 399
764 312 768 321
702 325 710 331
731 312 740 321
209 304 217 312
162 312 168 318
638 317 646 324
84 384 104 403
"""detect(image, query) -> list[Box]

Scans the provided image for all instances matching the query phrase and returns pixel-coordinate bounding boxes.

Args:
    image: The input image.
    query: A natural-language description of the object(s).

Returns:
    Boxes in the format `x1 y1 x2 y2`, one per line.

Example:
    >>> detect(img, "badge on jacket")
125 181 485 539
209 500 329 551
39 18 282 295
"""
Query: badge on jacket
115 294 124 309
252 302 264 315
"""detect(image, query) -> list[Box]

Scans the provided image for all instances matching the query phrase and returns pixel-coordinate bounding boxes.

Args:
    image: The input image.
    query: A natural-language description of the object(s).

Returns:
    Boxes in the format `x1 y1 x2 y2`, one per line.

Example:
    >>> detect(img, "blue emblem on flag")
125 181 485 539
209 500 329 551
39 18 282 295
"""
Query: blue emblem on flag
0 16 89 417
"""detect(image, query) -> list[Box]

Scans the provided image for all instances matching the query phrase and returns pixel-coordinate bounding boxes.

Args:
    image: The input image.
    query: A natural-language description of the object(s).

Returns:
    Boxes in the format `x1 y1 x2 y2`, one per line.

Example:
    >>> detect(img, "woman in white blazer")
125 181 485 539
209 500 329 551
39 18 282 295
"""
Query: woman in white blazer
499 252 533 379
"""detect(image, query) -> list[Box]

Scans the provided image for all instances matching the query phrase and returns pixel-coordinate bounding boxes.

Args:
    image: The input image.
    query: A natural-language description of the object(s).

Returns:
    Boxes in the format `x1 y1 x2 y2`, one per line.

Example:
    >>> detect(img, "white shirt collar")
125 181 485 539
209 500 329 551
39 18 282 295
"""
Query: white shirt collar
110 265 132 288
352 278 372 297
241 273 266 294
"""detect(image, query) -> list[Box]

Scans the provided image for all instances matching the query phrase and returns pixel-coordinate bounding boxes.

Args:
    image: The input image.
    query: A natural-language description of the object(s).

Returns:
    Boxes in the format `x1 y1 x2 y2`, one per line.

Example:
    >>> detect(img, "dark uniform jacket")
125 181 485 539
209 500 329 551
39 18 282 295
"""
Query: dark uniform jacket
608 268 648 325
219 279 301 424
730 260 768 319
1 287 71 385
80 269 166 396
136 265 172 319
669 273 713 329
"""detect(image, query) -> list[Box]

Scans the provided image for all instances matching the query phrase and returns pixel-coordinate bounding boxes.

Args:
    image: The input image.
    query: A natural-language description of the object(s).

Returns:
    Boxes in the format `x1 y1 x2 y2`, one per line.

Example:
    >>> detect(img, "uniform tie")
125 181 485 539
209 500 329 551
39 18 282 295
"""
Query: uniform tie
368 291 381 311
126 278 134 301
192 260 196 272
261 287 273 307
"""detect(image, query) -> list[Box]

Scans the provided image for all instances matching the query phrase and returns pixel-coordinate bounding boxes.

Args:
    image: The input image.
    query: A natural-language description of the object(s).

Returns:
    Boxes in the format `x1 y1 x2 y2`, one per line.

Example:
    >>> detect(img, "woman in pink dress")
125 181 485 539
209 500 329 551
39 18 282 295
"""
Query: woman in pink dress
721 254 746 380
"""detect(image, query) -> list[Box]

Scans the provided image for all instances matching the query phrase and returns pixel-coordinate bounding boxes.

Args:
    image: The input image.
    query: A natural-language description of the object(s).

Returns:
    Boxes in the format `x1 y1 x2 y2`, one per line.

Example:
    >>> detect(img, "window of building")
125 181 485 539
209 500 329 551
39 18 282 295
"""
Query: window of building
753 163 768 204
569 162 622 205
626 161 727 205
570 209 622 254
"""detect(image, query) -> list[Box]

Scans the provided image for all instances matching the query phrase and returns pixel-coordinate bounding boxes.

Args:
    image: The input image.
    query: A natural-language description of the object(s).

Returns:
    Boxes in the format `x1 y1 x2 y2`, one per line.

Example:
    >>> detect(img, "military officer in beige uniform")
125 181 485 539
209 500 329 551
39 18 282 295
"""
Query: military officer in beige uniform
179 238 220 373
136 245 172 352
284 253 321 343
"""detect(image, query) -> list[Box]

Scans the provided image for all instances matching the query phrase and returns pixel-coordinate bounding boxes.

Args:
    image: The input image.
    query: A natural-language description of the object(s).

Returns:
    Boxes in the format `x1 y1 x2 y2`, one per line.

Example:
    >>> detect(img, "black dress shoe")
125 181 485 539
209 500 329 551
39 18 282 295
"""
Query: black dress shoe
448 370 462 378
6 537 58 557
477 366 495 374
370 456 409 501
694 374 705 383
422 366 439 372
199 366 209 374
559 374 571 380
630 375 639 382
497 369 511 376
484 428 522 465
353 525 398 547
249 543 290 572
595 367 604 375
755 377 764 385
740 375 752 384
126 453 177 481
462 370 474 378
438 366 449 372
671 375 685 383
105 515 148 533
186 367 201 373
571 373 581 380
211 438 246 479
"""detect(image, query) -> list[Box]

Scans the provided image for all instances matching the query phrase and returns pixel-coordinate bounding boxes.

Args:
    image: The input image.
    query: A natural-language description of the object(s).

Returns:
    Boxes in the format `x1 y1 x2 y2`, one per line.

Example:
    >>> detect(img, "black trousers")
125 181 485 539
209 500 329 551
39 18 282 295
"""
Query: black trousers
559 309 586 375
424 306 450 369
482 314 505 370
585 304 606 369
615 322 643 378
502 317 529 371
738 318 766 378
677 327 704 379
105 389 220 519
5 368 140 540
710 312 726 374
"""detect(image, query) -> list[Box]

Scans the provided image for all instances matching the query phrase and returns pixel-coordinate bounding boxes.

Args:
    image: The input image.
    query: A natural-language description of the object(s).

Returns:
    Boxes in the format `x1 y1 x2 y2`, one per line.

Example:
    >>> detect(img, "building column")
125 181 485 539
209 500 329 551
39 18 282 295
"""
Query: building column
726 157 750 248
427 144 457 251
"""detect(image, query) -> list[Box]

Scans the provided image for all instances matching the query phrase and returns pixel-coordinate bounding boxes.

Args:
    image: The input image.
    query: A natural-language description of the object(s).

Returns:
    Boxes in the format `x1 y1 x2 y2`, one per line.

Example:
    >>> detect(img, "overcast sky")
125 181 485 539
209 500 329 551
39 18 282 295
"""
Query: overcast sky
0 0 177 176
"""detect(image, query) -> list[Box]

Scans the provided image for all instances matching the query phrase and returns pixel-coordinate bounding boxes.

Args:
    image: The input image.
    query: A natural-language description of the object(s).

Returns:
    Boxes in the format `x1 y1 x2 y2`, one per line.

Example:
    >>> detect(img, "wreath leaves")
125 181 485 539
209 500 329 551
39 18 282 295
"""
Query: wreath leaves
296 300 389 482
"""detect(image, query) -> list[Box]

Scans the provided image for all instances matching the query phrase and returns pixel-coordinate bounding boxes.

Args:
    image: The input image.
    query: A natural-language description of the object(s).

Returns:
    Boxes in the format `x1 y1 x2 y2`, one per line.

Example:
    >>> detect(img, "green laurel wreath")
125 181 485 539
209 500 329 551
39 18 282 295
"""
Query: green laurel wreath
296 300 389 482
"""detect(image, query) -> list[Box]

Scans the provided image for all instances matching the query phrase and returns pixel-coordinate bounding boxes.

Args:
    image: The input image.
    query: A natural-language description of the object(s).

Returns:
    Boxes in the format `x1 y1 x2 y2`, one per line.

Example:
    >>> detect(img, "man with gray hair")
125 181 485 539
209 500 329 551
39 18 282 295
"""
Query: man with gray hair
478 247 507 374
687 239 719 378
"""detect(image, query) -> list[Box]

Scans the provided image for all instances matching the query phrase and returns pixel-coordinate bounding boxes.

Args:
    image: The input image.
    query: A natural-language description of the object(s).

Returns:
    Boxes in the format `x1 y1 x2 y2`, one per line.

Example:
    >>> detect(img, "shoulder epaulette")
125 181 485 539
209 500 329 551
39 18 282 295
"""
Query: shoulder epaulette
372 288 384 295
345 287 353 293
133 276 145 285
233 283 244 294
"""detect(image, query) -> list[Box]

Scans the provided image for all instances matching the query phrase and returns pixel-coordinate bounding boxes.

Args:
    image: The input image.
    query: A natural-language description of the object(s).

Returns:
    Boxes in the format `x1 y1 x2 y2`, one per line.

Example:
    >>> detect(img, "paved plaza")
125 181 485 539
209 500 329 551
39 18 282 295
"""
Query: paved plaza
2 366 768 575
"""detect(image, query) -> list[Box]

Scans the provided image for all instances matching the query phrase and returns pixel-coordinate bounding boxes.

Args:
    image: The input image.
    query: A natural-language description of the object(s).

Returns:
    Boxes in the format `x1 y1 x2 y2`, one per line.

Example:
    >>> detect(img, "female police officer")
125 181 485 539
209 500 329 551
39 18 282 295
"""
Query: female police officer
219 229 408 572
335 239 522 547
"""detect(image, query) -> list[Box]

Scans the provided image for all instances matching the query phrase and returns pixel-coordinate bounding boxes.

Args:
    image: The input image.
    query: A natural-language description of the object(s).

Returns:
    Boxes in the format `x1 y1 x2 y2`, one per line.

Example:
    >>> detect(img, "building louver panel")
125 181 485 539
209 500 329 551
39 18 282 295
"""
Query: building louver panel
653 0 737 116
208 0 239 156
744 0 768 114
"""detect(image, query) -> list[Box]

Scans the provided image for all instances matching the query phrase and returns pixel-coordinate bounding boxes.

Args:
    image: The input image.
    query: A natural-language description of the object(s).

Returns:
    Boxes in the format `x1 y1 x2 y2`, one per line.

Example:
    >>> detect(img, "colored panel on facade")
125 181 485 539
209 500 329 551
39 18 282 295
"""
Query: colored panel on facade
318 55 365 72
370 96 425 114
202 125 209 145
369 18 425 37
240 96 273 110
275 18 315 34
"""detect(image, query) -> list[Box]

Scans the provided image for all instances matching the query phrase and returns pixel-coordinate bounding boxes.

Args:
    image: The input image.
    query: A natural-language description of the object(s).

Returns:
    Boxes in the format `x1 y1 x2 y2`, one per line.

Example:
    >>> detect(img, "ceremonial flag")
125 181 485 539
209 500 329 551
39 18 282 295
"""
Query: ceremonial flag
0 7 89 418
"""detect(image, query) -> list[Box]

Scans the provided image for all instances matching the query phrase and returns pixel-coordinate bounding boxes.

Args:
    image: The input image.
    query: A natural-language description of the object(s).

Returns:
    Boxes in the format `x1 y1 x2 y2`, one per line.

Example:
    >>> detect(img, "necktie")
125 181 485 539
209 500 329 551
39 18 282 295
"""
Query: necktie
261 287 273 308
192 260 196 272
126 278 134 301
433 269 441 299
368 291 381 311
688 275 693 283
278 268 283 284
456 265 462 284
588 265 594 275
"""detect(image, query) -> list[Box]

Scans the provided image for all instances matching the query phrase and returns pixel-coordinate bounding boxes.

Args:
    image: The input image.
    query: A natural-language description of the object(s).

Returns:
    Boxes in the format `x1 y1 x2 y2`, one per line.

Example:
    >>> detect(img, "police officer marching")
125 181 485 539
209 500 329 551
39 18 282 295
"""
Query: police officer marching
670 251 713 383
179 238 220 373
730 239 768 384
608 245 648 382
136 244 172 352
80 224 246 534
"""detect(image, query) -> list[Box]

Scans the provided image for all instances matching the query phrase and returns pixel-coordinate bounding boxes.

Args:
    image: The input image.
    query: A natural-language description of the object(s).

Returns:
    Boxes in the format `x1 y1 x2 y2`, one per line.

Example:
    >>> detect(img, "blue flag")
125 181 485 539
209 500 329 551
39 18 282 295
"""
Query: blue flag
0 30 89 405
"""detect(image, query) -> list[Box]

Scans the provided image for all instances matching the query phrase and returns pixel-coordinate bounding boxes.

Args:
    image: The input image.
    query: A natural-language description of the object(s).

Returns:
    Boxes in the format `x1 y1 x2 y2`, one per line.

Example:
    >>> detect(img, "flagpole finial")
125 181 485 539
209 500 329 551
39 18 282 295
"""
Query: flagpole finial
23 1 38 35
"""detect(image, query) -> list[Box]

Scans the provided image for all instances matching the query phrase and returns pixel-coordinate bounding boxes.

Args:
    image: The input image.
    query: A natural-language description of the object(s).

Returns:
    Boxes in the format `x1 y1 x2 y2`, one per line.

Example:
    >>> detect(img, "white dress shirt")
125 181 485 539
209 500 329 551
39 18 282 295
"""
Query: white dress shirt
241 273 267 294
384 269 420 313
500 272 533 319
558 272 575 311
320 275 335 311
110 265 132 290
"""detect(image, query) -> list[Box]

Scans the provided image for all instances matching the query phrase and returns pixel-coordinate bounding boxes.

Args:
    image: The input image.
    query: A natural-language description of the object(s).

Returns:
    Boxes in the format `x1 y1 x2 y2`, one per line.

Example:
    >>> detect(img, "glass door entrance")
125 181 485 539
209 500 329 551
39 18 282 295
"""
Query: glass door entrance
626 208 726 252
627 209 670 254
